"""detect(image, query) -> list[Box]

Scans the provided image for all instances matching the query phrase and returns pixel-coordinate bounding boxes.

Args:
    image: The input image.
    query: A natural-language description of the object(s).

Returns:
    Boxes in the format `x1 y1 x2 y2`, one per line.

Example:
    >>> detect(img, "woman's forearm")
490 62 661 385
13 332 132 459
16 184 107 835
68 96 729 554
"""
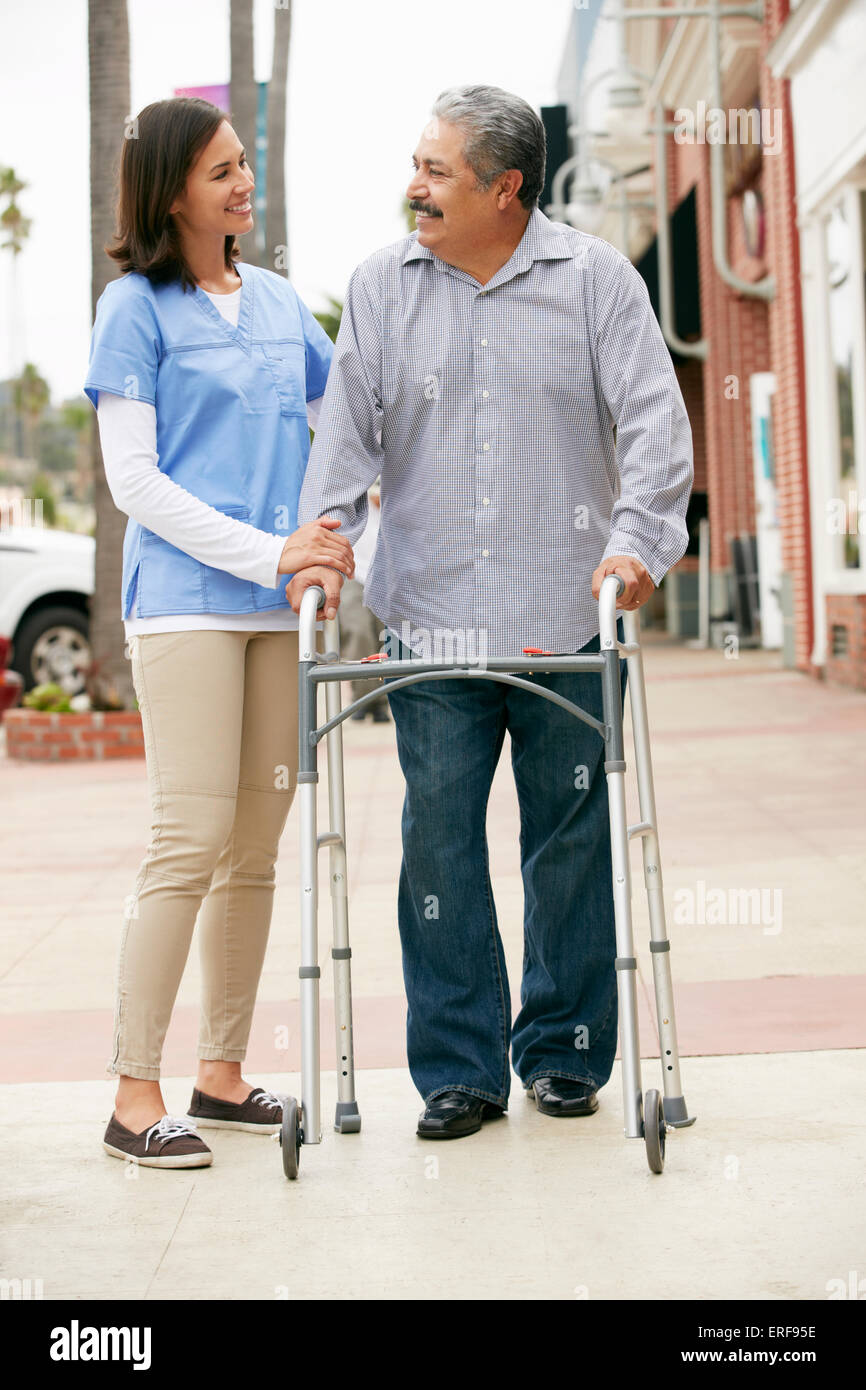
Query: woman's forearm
97 389 287 588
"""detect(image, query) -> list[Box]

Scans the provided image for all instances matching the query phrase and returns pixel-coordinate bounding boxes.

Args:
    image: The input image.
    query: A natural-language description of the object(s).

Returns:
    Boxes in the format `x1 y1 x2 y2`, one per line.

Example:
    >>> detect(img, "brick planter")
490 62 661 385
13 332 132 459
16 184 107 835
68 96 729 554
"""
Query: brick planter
4 709 145 761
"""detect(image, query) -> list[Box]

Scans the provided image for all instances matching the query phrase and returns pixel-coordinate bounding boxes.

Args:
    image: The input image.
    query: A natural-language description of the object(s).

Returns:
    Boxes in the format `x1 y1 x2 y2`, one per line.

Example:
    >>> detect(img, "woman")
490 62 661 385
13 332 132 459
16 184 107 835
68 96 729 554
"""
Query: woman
84 97 352 1168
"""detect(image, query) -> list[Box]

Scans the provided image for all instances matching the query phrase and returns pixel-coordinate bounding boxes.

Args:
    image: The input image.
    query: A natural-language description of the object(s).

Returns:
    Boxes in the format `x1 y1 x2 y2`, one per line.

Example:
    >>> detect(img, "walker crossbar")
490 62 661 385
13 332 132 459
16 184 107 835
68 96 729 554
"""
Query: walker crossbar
280 573 695 1180
310 670 608 741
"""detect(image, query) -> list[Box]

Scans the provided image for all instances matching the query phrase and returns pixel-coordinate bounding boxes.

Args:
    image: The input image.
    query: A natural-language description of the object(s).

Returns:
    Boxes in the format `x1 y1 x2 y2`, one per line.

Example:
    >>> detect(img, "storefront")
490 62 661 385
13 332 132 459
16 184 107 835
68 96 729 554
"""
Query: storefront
769 0 866 686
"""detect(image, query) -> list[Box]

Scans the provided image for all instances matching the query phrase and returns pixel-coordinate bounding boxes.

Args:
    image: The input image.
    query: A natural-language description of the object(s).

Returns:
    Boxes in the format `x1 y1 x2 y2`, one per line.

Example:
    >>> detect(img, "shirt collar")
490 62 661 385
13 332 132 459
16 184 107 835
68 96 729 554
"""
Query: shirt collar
402 207 575 279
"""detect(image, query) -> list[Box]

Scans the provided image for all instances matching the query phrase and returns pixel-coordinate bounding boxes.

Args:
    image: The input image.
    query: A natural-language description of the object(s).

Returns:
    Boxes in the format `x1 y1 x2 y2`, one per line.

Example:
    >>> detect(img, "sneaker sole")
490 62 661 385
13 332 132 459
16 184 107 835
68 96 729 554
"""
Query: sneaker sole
187 1116 281 1133
103 1141 213 1168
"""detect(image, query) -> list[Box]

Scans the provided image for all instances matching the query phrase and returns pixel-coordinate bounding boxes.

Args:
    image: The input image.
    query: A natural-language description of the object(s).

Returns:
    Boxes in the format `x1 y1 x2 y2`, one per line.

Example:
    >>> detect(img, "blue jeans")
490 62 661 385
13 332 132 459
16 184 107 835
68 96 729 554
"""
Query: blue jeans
382 621 627 1107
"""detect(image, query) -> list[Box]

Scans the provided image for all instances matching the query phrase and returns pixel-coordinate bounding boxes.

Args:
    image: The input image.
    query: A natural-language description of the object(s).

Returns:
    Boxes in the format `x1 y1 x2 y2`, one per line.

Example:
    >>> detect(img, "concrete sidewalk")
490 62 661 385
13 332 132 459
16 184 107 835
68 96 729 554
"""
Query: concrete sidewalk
1 632 865 1299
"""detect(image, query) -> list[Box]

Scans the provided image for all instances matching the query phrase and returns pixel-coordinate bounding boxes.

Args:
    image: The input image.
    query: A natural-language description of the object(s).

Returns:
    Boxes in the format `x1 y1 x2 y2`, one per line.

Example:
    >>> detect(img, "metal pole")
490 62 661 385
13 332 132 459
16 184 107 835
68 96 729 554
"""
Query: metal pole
600 575 643 1139
297 586 326 1145
322 610 361 1134
622 609 694 1127
686 516 711 649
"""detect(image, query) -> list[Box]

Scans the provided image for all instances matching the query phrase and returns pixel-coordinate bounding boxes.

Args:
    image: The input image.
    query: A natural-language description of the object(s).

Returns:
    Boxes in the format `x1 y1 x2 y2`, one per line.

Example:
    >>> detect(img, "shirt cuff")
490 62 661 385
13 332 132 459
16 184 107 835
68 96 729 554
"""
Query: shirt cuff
269 533 288 588
601 537 662 587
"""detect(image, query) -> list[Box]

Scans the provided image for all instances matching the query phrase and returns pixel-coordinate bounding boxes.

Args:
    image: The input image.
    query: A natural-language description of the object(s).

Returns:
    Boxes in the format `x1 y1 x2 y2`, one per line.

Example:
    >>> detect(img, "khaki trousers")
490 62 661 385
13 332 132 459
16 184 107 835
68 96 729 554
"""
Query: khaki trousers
110 629 300 1080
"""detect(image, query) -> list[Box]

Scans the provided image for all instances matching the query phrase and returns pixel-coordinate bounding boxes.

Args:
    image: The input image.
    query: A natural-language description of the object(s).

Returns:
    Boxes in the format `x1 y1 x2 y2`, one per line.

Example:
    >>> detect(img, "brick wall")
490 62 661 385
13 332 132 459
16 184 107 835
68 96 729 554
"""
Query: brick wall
761 0 814 672
648 0 813 671
659 114 767 576
825 595 866 690
4 710 144 761
694 143 767 567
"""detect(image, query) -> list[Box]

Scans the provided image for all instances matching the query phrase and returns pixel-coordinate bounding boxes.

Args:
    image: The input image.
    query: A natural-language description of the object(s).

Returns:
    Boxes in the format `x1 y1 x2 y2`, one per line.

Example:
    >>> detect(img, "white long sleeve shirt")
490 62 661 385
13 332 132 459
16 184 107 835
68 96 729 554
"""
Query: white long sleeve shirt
96 284 325 636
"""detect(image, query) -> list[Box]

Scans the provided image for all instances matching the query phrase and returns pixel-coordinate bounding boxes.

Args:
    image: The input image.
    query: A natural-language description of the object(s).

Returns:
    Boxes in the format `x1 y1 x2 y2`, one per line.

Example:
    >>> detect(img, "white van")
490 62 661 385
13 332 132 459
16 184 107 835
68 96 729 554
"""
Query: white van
0 526 94 694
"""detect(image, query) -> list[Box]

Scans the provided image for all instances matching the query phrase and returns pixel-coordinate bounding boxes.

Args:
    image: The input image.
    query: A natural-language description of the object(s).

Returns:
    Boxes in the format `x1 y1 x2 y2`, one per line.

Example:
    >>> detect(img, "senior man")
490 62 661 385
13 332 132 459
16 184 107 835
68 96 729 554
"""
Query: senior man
289 85 693 1140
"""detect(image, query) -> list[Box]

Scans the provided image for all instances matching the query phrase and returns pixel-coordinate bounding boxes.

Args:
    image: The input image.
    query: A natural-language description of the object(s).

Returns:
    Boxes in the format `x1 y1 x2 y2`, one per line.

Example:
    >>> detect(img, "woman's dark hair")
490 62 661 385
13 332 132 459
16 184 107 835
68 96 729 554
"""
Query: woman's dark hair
107 97 240 290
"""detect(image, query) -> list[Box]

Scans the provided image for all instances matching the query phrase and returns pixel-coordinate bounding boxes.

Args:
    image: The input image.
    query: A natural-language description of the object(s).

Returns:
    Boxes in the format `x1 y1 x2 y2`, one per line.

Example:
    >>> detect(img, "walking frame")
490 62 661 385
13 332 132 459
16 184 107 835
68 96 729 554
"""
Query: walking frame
279 573 695 1179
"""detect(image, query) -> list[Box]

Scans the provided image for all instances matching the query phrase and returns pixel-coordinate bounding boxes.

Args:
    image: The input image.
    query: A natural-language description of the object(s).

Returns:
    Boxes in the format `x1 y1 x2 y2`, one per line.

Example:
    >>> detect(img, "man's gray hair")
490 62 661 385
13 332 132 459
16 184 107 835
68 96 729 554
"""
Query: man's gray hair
431 85 546 210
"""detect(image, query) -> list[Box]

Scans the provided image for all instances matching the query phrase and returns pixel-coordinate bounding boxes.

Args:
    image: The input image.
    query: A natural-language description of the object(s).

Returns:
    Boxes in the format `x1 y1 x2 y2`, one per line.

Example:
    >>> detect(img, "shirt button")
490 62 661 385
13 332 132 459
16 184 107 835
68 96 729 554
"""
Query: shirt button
483 497 490 505
480 338 488 346
482 390 489 398
482 549 490 557
483 442 490 451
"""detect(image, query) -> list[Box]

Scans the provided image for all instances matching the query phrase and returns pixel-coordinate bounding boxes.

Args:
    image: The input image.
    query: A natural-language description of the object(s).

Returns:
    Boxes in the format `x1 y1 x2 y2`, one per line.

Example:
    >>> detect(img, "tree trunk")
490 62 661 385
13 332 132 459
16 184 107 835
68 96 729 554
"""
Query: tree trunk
265 1 292 277
231 0 262 267
88 0 133 708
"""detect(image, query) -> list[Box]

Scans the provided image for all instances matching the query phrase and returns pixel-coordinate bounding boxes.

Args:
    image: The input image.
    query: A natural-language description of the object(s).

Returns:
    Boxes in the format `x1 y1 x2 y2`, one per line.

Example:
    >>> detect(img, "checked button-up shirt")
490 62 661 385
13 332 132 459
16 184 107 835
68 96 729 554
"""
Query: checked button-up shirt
296 207 693 658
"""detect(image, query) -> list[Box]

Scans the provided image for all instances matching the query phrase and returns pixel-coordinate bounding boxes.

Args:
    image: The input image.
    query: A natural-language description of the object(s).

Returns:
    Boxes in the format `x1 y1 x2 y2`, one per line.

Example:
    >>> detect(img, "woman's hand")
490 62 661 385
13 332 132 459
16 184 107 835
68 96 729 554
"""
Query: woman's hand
277 516 355 578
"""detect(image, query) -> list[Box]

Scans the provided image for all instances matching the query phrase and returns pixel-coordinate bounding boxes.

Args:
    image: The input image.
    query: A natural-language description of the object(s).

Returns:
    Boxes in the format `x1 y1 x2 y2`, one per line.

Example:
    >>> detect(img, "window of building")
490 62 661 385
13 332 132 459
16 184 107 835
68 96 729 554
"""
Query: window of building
824 193 863 568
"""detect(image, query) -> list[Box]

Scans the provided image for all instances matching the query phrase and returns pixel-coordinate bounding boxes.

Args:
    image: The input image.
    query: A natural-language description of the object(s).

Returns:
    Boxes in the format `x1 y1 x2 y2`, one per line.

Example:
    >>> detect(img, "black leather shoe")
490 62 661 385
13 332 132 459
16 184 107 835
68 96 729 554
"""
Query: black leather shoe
417 1089 504 1140
531 1077 599 1117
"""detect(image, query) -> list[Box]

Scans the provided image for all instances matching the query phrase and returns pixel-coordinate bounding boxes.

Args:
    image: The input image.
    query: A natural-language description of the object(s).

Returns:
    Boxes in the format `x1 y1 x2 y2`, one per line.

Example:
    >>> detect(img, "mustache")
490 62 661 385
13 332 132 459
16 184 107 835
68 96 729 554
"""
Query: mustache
409 200 443 218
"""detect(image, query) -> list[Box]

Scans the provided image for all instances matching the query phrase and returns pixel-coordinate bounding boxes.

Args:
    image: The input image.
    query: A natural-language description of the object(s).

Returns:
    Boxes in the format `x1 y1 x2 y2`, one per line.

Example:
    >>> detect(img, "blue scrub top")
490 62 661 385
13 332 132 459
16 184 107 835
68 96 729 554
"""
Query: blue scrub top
84 262 334 619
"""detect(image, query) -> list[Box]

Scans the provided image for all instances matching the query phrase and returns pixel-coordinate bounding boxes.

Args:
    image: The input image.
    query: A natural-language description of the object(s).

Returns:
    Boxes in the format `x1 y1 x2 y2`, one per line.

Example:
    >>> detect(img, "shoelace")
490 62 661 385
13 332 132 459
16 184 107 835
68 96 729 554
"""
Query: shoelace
254 1089 286 1112
145 1114 200 1150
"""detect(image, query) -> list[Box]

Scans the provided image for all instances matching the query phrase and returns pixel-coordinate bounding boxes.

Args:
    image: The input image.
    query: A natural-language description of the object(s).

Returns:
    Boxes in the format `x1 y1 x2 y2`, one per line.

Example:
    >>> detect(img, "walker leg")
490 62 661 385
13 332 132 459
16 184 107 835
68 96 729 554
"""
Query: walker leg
323 615 361 1135
601 646 643 1140
297 623 322 1148
622 611 695 1128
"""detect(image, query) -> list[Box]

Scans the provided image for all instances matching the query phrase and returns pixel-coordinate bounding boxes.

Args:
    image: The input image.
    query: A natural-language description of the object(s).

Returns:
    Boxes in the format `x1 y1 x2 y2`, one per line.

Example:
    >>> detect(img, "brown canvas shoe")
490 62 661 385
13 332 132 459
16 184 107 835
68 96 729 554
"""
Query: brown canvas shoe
187 1086 284 1133
103 1113 213 1168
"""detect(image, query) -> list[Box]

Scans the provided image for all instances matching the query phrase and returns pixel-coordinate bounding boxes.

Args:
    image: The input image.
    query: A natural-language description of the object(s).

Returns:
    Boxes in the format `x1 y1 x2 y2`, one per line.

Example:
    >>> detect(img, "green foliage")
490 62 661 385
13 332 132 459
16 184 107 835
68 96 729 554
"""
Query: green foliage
12 362 49 418
401 194 417 233
32 473 57 525
22 682 71 712
314 296 343 344
62 400 91 435
36 416 78 472
0 167 31 255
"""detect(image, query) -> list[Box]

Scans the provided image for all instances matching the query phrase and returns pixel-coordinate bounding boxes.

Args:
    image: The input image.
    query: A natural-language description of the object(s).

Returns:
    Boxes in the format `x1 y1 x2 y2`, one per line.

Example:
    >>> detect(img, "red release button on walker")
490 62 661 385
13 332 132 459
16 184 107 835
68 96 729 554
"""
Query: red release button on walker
359 652 390 663
522 647 554 656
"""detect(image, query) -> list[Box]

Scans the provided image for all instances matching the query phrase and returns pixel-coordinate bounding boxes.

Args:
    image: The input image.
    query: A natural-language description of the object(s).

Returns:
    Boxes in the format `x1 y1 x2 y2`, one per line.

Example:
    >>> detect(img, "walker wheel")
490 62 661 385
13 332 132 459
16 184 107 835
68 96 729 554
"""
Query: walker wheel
280 1095 301 1180
643 1088 665 1174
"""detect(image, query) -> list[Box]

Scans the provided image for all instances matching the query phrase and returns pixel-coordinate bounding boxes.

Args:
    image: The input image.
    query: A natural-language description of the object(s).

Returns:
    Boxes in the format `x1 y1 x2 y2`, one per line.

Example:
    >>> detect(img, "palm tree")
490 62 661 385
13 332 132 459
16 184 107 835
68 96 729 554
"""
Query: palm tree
1 167 33 458
265 1 292 275
88 0 133 708
62 399 94 503
231 0 263 268
11 362 49 462
0 168 30 252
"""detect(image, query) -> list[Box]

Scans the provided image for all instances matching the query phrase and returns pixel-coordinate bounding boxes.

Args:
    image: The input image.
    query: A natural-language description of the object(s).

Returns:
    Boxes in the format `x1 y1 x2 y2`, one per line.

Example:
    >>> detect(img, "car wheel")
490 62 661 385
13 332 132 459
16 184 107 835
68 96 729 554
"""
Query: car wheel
13 606 91 696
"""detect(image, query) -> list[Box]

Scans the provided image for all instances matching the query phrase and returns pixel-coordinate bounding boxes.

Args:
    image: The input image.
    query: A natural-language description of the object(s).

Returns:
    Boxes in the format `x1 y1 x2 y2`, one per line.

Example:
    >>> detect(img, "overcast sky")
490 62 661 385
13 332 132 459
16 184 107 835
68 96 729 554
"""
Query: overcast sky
0 0 575 404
